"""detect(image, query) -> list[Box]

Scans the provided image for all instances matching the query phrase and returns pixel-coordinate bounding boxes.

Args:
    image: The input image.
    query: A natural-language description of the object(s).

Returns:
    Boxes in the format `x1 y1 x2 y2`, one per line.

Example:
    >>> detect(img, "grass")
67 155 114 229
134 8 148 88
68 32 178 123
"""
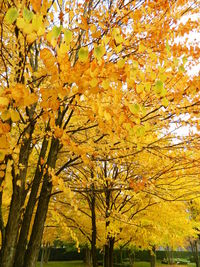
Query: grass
134 261 196 267
36 261 86 267
35 260 197 267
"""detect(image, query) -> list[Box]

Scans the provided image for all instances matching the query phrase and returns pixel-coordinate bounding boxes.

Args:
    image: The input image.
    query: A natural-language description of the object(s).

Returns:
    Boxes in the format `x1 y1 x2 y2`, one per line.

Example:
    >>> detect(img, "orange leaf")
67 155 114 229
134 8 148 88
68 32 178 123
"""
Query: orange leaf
30 0 41 12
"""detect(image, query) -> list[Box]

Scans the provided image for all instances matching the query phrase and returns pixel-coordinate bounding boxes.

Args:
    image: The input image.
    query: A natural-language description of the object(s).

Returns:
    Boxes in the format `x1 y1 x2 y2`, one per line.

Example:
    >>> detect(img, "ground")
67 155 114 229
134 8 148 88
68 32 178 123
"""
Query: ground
36 261 196 267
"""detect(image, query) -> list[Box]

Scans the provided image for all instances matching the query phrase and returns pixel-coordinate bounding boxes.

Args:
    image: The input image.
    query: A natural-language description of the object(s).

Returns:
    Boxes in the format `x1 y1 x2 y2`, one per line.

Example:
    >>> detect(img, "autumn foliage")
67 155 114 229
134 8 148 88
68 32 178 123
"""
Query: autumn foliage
0 0 199 267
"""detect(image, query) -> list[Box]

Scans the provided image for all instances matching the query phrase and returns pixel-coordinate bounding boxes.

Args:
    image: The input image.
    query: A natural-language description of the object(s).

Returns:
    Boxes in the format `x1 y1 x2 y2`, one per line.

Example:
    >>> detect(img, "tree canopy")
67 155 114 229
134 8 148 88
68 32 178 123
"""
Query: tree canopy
0 1 199 267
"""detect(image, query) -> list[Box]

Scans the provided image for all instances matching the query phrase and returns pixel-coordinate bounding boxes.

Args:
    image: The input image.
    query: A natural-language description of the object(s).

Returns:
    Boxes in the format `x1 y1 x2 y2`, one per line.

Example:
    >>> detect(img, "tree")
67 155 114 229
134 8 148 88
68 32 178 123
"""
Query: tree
49 151 200 267
0 1 199 267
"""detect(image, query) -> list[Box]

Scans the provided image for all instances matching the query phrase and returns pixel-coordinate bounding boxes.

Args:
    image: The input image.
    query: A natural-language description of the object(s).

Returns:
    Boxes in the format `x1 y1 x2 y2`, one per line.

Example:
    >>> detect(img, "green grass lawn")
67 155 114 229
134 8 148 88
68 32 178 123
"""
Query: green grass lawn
36 260 197 267
134 262 196 267
36 261 86 267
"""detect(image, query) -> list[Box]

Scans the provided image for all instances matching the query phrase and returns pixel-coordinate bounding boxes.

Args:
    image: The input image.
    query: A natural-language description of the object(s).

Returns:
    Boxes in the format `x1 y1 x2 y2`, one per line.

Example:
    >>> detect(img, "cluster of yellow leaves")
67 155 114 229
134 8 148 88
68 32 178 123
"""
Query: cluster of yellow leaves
1 0 200 255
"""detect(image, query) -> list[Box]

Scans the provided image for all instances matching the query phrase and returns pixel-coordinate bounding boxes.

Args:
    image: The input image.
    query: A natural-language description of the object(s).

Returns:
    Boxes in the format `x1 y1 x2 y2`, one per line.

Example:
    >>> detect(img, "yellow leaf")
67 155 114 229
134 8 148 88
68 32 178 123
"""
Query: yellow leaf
64 29 73 44
129 103 140 114
32 14 43 32
138 43 146 53
0 97 9 106
90 24 97 33
1 110 10 121
78 47 89 62
144 82 151 92
27 32 37 43
16 18 26 29
115 44 122 53
37 26 45 36
132 60 138 70
114 34 124 44
10 110 20 122
102 36 110 45
23 23 34 34
58 43 69 55
102 80 110 90
136 84 144 94
136 126 145 136
117 58 125 68
90 78 98 87
0 136 9 149
23 7 34 23
104 111 111 121
16 180 21 187
162 98 169 107
5 7 19 24
0 151 5 162
94 46 105 60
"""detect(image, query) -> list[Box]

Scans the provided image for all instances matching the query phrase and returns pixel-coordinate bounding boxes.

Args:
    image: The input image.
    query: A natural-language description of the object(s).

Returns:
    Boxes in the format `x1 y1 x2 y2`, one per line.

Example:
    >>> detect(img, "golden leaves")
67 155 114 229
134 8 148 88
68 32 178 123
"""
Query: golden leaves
94 46 105 60
9 84 37 107
0 136 9 150
5 7 18 24
30 0 42 12
64 29 73 44
0 97 9 107
10 110 20 122
78 47 89 63
40 48 58 77
129 103 140 115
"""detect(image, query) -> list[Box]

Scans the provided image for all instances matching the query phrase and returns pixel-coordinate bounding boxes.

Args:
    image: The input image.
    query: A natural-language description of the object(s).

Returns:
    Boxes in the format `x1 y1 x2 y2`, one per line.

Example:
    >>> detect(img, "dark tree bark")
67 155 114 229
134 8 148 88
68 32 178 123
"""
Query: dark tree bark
108 238 114 267
0 124 35 267
104 238 115 267
150 246 156 267
43 242 51 264
128 249 135 266
23 138 59 267
195 240 200 267
91 186 98 267
191 240 200 267
14 137 49 267
84 245 92 266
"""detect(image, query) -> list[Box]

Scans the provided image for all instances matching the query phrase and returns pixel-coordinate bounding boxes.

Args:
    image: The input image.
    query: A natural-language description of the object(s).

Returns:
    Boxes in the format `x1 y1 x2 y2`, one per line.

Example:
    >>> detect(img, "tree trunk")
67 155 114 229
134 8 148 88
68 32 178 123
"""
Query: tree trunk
195 240 199 267
14 137 49 267
109 238 114 267
0 123 35 267
40 247 44 267
84 246 92 266
0 189 22 267
104 244 109 267
23 179 52 267
165 246 173 264
128 249 135 266
150 246 156 267
23 138 59 267
91 185 98 267
43 242 51 263
104 238 115 267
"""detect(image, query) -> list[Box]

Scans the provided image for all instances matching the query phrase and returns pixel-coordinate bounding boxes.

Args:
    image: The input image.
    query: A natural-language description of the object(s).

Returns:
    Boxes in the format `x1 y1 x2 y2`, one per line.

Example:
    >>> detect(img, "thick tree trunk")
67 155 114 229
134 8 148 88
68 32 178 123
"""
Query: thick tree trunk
128 249 135 266
23 138 59 267
104 238 115 267
109 238 114 267
0 130 34 267
150 246 156 267
14 137 48 267
195 240 199 267
0 190 22 267
104 244 109 267
165 246 173 264
91 185 98 267
23 179 52 267
84 246 92 266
